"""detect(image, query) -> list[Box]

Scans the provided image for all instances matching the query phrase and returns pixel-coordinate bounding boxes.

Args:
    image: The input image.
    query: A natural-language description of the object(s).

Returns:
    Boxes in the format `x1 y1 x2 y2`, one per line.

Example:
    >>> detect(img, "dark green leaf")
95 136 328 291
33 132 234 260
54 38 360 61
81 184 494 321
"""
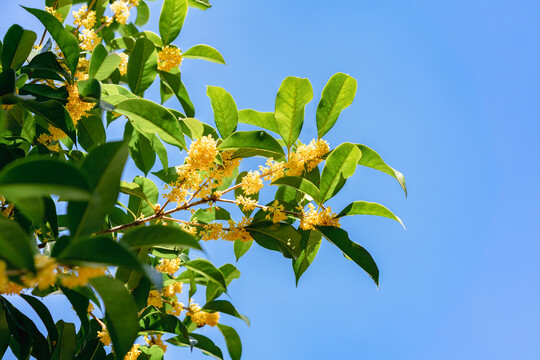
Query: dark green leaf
247 221 301 259
77 114 106 151
0 158 90 202
292 229 322 285
159 0 188 45
115 98 186 148
203 300 249 326
22 100 76 143
127 38 157 95
121 225 202 250
316 73 357 138
184 259 227 290
317 226 379 286
0 303 11 357
183 45 225 64
271 176 320 203
67 142 128 237
60 287 90 335
23 7 79 74
50 321 76 360
0 68 16 97
205 263 240 302
217 324 242 360
159 69 195 117
168 333 223 360
1 25 36 70
274 76 313 148
356 144 407 196
129 130 156 175
127 176 158 219
20 295 58 346
90 276 139 359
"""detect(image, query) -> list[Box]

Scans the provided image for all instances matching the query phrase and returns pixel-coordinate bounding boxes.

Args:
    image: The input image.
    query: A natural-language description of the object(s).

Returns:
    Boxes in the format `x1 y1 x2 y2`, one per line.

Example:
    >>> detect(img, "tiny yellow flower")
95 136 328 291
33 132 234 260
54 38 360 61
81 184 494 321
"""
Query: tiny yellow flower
157 46 183 72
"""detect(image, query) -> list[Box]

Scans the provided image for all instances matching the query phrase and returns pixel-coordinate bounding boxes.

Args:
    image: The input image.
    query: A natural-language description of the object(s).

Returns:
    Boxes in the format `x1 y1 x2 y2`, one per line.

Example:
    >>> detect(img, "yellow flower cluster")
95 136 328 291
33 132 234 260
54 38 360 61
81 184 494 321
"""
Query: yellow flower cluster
79 29 101 51
1 104 14 111
265 201 287 223
124 344 141 360
186 135 218 171
37 125 68 152
46 6 63 22
0 261 8 291
286 139 330 176
259 158 286 182
201 217 253 242
76 57 90 80
145 334 167 353
187 302 220 327
241 171 264 195
110 1 130 25
299 204 340 230
66 83 95 125
157 46 183 72
73 5 96 29
22 255 57 290
118 52 129 75
236 195 258 212
166 298 184 316
156 258 181 275
163 281 183 297
147 290 163 308
98 329 112 346
60 266 106 288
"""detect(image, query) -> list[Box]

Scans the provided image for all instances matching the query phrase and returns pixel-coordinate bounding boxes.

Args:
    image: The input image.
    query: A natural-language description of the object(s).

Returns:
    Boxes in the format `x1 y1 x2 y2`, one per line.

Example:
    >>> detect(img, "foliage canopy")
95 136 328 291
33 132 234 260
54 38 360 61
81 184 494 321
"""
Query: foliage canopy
0 0 406 359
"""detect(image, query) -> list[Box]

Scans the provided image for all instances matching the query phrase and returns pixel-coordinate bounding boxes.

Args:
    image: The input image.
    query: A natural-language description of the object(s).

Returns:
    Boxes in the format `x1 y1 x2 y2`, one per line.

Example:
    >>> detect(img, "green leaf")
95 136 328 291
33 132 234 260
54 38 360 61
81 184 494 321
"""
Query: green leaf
337 201 404 228
159 0 188 45
1 25 36 70
127 38 157 95
271 176 320 203
0 158 90 202
3 104 36 143
203 300 249 326
127 176 158 219
121 225 202 250
0 303 11 357
184 259 227 290
23 7 79 74
234 239 252 261
0 216 34 271
205 263 240 302
316 73 357 138
129 130 156 175
19 84 68 103
191 206 231 224
90 276 139 359
150 134 169 172
182 45 225 64
22 51 70 82
247 221 301 259
139 345 165 360
168 333 223 359
188 0 211 10
319 142 361 203
20 295 58 347
59 287 89 335
356 144 407 196
115 98 186 148
89 44 122 81
206 86 237 138
119 181 149 202
50 321 77 360
67 142 129 237
135 0 151 26
218 130 285 160
0 68 16 97
238 109 279 134
22 100 76 143
159 69 195 118
292 229 322 285
317 226 379 286
139 312 189 341
57 236 143 269
217 324 242 360
45 0 72 24
274 76 313 149
77 113 106 151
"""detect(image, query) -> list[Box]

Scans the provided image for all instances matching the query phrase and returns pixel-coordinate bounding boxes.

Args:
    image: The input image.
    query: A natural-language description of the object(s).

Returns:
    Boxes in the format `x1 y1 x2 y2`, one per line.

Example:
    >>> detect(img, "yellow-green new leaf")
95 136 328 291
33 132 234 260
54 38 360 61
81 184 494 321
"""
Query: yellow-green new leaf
207 86 237 138
217 324 242 360
182 44 225 64
121 225 202 251
337 201 405 228
319 142 362 203
238 109 279 134
274 76 313 149
89 44 122 81
218 130 285 160
271 176 320 203
159 0 188 45
356 144 407 196
316 73 357 138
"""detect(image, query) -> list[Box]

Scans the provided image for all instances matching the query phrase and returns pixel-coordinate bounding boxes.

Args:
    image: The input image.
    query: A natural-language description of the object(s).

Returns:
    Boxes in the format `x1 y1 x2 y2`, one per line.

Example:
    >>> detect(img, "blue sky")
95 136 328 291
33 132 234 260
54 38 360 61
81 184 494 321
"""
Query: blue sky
2 0 540 359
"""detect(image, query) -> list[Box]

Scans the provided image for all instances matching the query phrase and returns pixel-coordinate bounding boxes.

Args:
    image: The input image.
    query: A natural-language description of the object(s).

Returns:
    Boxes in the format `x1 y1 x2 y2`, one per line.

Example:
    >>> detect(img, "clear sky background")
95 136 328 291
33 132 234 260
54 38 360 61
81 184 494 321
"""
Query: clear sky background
2 0 540 359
